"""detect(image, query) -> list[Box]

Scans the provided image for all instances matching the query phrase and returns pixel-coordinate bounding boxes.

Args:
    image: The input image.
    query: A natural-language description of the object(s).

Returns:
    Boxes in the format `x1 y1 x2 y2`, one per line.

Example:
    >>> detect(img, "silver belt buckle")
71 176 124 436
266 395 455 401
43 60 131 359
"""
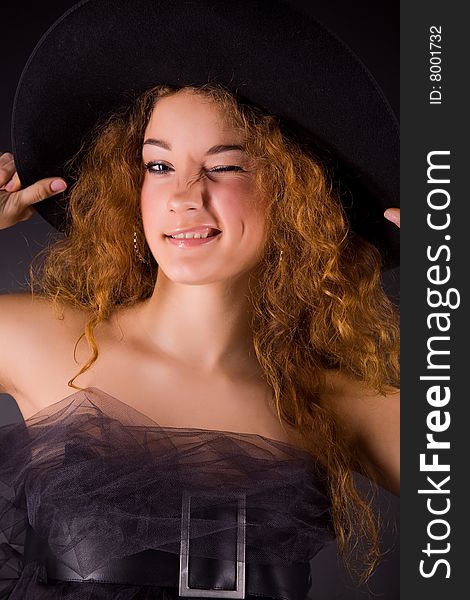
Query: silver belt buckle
179 489 246 598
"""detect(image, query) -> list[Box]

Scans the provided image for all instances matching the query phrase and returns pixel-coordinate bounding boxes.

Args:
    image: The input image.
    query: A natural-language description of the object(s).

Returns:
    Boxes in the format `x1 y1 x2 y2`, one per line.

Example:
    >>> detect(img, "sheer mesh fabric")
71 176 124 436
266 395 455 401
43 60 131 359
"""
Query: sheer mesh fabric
0 387 334 598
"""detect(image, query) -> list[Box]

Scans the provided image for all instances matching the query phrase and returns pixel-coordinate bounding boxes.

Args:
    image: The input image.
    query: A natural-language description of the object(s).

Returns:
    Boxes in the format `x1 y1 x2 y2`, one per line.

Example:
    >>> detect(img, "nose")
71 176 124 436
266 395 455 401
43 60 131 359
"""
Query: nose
167 184 205 214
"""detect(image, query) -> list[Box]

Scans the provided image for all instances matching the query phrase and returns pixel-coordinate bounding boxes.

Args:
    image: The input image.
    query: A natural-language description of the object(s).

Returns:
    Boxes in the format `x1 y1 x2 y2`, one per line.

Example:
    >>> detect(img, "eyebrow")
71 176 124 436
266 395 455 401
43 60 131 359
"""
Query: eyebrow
143 138 246 155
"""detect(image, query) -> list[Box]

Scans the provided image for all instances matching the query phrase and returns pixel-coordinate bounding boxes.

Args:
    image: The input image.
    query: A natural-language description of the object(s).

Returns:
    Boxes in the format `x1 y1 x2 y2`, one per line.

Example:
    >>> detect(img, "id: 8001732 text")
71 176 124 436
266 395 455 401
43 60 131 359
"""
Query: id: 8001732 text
429 25 443 105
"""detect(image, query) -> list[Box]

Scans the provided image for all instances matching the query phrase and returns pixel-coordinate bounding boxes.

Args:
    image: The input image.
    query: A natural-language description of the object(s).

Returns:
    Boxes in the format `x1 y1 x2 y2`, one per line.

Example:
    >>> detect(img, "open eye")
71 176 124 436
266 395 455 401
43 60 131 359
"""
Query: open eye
144 161 173 175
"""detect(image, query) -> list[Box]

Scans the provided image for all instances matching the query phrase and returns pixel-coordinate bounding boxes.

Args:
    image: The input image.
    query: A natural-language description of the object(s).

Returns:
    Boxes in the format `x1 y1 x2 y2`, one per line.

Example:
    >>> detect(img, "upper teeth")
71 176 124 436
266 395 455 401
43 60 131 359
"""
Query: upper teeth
170 232 215 239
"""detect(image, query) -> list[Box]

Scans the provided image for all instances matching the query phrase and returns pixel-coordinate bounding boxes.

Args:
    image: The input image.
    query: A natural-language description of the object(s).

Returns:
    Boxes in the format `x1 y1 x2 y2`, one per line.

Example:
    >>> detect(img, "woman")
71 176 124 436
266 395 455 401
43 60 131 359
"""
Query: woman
0 1 400 598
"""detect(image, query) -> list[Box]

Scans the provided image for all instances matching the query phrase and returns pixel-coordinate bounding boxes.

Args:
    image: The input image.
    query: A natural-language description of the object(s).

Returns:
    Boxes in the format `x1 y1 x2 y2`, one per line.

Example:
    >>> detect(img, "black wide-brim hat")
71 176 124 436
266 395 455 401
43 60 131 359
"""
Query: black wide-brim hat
12 0 399 269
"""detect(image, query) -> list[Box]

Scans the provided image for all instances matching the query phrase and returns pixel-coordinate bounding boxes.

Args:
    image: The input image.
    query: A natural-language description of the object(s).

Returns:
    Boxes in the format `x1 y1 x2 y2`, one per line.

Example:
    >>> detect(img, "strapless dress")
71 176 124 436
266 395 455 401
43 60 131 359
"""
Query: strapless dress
0 387 335 599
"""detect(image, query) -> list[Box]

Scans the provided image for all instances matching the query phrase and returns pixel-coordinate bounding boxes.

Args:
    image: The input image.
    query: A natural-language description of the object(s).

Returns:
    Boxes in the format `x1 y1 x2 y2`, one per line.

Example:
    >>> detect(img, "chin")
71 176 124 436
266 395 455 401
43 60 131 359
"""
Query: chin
159 265 220 284
158 264 252 286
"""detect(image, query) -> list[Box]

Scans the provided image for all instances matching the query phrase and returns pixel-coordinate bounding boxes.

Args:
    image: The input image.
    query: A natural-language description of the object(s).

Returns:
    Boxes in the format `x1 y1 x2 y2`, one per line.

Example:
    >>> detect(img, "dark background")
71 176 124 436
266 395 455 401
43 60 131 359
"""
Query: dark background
0 1 399 598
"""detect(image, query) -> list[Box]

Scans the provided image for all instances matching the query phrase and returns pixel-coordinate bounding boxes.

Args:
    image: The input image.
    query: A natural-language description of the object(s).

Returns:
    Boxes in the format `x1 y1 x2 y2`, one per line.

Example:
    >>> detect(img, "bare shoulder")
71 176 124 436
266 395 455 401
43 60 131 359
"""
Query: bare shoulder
321 369 399 413
0 292 88 397
320 369 400 494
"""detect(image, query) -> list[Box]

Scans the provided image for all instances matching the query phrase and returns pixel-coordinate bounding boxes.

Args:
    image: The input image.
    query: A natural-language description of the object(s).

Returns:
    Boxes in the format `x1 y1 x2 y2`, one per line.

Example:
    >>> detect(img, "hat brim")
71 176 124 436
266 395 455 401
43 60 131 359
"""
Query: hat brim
11 0 399 268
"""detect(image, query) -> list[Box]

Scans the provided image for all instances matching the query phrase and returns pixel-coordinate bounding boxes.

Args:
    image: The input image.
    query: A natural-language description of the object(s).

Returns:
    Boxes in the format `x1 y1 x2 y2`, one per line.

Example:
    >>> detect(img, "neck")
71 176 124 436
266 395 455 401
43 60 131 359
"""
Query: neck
135 269 262 376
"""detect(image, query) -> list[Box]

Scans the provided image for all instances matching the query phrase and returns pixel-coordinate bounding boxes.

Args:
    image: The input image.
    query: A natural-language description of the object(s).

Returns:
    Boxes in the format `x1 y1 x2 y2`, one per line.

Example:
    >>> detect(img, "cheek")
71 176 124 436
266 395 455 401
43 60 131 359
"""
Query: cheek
140 177 166 217
221 180 266 223
243 203 267 242
221 188 267 253
140 183 165 246
140 178 155 213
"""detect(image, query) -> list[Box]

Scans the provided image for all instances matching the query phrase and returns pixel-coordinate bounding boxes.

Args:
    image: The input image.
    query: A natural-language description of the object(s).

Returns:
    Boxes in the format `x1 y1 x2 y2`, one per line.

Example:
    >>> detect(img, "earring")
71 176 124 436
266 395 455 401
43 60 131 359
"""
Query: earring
279 250 284 264
133 229 150 264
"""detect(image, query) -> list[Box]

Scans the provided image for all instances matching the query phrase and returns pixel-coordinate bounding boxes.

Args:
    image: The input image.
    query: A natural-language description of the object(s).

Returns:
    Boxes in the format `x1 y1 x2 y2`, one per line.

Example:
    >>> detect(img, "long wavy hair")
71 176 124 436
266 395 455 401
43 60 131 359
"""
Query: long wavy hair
29 83 400 583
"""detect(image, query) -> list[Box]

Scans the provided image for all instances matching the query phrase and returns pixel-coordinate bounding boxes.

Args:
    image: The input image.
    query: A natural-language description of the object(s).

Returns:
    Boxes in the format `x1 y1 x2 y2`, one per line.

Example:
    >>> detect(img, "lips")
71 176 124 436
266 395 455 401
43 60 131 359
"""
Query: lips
166 230 222 247
164 225 221 238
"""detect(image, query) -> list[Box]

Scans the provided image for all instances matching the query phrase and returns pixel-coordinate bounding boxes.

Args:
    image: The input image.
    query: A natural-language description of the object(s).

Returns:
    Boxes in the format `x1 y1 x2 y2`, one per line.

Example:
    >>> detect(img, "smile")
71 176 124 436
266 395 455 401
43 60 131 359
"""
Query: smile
169 231 214 239
165 231 222 247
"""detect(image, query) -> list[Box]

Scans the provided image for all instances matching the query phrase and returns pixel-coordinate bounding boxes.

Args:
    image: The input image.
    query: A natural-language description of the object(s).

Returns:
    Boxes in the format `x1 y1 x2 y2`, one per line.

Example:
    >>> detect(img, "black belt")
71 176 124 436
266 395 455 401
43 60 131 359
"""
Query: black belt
23 491 312 600
24 527 311 599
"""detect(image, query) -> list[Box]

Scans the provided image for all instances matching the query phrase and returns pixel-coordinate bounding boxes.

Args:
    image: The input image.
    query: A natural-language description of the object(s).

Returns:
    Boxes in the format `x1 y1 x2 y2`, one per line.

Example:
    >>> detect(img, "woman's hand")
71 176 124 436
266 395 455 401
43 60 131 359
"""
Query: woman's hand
0 151 67 230
384 207 400 228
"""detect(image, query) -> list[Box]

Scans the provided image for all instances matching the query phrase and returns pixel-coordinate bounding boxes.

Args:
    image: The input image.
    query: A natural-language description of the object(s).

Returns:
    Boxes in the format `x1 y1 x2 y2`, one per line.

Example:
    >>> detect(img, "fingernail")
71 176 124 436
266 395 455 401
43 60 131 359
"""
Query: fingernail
4 179 15 192
51 180 67 192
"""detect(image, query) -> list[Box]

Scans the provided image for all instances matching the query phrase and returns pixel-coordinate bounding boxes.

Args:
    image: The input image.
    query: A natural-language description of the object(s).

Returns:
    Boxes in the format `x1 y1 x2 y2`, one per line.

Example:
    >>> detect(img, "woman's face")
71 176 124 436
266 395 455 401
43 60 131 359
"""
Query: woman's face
140 90 267 285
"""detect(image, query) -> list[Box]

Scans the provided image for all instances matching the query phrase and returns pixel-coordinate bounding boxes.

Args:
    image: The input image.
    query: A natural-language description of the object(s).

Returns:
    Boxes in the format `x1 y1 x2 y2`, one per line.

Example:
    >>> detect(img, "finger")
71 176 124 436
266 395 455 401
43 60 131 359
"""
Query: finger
384 208 400 228
0 151 14 164
12 178 67 210
3 172 21 193
0 153 16 188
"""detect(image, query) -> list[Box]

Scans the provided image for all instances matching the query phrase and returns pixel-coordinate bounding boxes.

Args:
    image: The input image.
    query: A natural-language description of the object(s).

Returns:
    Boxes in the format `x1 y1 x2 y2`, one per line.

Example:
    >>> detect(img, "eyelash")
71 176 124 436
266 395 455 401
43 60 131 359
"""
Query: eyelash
143 161 244 175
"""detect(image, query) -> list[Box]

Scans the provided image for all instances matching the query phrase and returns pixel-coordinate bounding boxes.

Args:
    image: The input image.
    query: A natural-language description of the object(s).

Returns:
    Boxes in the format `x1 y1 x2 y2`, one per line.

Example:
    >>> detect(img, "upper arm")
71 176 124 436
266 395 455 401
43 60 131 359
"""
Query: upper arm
352 389 400 495
0 292 62 396
0 292 36 394
320 370 400 495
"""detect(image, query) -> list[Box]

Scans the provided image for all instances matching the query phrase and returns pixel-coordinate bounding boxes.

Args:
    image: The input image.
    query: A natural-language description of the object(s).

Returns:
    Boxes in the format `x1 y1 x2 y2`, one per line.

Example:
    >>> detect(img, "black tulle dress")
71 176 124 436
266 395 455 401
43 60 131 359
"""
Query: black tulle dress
0 387 335 599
